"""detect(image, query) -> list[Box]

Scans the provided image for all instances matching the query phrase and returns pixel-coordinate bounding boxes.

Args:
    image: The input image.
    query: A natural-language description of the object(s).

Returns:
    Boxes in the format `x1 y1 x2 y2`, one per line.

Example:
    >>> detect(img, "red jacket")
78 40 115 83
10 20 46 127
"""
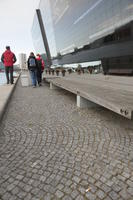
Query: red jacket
1 50 16 67
36 56 45 71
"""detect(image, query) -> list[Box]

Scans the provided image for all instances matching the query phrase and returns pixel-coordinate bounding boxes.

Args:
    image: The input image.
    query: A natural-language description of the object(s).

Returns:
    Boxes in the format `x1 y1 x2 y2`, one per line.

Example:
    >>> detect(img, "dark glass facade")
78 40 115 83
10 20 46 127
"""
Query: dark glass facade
31 0 133 73
50 0 133 55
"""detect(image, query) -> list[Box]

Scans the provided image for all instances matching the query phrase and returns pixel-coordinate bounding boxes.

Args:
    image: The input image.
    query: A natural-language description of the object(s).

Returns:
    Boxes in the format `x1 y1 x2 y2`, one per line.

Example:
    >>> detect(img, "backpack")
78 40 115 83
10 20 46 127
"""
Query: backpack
29 58 36 67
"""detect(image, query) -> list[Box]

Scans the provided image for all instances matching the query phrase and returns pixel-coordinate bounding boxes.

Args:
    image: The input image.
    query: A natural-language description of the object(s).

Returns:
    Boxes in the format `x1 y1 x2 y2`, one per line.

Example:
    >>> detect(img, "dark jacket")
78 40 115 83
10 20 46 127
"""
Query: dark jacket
36 56 45 72
27 56 38 71
36 57 45 73
1 50 16 67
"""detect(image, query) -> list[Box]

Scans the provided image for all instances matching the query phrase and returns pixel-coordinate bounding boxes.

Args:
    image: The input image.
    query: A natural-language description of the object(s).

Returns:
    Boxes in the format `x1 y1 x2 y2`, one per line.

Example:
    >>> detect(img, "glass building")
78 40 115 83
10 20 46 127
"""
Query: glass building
31 0 133 74
31 13 46 55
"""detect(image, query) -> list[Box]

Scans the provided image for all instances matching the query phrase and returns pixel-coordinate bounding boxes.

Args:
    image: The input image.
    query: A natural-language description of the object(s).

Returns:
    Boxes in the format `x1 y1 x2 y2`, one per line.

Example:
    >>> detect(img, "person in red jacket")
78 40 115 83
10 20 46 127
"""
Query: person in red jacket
36 54 45 86
1 46 17 84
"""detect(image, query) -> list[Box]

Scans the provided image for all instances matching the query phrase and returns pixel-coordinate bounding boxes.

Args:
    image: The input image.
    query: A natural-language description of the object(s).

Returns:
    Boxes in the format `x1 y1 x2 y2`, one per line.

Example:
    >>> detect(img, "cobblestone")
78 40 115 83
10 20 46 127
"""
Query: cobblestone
96 189 106 199
55 190 64 198
0 80 133 199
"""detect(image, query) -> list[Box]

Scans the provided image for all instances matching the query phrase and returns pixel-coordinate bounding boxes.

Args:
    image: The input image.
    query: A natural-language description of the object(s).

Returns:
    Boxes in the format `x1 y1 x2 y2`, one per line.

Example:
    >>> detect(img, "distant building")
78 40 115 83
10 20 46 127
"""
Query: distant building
19 53 27 70
14 64 21 72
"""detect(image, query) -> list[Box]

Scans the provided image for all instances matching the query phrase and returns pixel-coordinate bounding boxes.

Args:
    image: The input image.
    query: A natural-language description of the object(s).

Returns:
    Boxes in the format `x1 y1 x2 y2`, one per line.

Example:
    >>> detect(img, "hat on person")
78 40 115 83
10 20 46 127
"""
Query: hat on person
6 46 10 50
36 53 40 57
30 52 34 56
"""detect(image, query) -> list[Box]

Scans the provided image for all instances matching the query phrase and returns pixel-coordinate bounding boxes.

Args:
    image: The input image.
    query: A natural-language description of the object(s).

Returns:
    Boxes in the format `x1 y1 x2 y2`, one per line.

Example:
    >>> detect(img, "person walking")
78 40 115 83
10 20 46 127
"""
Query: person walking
27 52 38 88
1 46 17 84
36 54 44 86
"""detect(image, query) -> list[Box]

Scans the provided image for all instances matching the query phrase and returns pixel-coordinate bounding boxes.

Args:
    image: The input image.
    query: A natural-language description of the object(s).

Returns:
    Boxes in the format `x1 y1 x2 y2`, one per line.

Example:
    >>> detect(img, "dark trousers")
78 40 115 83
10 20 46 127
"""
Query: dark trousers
5 66 14 84
37 70 42 84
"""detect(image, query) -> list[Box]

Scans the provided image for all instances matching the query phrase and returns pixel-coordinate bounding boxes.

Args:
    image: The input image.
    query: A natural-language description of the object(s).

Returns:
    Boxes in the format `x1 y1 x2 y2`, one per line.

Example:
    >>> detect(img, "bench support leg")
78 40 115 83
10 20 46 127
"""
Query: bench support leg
77 95 98 108
50 82 59 90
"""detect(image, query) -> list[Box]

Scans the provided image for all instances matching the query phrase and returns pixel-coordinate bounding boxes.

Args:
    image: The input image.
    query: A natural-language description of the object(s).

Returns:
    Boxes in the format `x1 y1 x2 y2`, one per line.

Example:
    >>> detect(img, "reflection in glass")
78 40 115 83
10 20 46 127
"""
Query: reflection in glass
32 0 133 57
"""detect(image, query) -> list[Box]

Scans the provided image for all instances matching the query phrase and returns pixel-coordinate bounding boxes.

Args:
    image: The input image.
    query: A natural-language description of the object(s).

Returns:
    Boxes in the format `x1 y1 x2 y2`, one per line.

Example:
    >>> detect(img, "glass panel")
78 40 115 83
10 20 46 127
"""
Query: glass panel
39 0 57 57
31 13 46 55
32 0 133 55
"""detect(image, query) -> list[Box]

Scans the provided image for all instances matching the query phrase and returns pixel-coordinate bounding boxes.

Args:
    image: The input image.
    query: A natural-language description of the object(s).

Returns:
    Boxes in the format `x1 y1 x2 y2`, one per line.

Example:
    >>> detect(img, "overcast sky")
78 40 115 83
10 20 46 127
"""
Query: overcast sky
0 0 40 59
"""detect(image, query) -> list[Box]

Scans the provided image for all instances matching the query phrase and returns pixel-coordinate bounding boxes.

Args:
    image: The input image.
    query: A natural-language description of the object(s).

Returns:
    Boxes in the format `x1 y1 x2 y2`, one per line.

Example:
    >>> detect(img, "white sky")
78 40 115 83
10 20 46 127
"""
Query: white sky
0 0 40 61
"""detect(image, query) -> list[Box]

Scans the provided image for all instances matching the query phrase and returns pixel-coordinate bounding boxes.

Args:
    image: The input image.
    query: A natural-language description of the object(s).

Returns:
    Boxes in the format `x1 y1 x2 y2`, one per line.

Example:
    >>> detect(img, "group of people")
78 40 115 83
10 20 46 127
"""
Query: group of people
27 52 44 87
1 46 44 87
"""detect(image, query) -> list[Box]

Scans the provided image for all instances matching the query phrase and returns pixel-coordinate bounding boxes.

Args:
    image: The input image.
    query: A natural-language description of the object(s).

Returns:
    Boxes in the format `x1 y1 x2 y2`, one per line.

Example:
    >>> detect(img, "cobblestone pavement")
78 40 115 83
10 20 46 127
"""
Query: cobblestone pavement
0 80 133 200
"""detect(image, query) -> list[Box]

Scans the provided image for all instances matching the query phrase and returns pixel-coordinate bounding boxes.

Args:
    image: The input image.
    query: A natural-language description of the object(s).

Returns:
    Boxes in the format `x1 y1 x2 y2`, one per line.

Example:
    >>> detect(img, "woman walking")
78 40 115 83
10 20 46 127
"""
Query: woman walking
36 54 44 86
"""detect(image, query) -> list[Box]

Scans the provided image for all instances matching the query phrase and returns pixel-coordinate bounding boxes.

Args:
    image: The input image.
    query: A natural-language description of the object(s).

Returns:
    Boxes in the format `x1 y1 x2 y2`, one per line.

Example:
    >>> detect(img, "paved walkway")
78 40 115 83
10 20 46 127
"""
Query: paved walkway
0 80 133 200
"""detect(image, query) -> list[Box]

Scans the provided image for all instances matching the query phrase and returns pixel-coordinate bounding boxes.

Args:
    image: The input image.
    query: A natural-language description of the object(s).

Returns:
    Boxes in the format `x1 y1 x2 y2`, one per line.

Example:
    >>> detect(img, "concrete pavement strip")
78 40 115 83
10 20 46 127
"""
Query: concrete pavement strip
0 75 20 123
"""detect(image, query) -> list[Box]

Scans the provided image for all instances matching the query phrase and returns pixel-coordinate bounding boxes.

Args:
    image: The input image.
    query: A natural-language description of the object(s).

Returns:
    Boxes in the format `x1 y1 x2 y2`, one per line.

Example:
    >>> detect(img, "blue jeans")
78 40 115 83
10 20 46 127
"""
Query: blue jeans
30 70 37 86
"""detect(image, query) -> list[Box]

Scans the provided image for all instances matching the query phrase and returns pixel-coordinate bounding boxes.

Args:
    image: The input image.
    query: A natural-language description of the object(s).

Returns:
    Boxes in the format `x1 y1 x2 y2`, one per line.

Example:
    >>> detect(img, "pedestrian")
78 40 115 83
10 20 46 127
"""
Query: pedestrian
36 54 44 86
27 52 38 88
1 46 17 84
